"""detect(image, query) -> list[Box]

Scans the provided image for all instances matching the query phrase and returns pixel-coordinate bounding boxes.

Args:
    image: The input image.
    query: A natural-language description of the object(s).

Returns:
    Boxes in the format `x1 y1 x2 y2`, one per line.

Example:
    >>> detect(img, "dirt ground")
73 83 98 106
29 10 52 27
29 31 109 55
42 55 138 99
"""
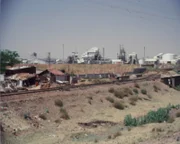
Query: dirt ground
0 81 180 144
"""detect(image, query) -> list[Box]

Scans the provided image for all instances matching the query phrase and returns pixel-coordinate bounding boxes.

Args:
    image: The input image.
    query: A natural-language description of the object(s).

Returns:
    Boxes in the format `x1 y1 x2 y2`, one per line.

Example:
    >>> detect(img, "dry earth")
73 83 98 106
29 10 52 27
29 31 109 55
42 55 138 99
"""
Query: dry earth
0 81 180 144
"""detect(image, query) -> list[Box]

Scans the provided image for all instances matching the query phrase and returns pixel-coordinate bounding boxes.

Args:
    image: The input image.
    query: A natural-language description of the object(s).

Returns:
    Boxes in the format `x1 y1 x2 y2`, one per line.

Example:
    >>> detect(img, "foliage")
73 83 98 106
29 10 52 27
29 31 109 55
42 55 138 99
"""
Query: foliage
124 87 133 95
106 96 114 103
176 112 180 117
39 114 47 120
153 85 161 92
134 83 140 88
108 87 115 93
175 85 180 91
55 99 63 107
114 89 128 99
0 49 20 73
133 89 138 94
113 132 121 139
60 108 70 120
129 96 138 106
124 104 180 126
141 89 147 95
113 101 125 110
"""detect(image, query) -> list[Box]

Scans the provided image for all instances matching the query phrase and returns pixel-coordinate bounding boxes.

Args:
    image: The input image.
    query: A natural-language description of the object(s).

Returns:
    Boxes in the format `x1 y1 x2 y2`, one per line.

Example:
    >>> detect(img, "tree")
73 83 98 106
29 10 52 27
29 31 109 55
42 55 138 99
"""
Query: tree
0 49 20 73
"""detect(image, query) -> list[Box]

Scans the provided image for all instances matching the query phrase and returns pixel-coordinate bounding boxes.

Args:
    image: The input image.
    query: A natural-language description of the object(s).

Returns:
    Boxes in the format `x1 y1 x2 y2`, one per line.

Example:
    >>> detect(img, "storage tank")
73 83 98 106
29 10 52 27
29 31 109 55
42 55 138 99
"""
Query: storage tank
162 53 176 62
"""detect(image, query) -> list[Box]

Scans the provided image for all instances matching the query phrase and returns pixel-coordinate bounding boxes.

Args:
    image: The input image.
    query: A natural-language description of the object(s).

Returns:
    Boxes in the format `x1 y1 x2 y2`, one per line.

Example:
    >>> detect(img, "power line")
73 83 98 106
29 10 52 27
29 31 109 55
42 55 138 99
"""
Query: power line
81 0 180 21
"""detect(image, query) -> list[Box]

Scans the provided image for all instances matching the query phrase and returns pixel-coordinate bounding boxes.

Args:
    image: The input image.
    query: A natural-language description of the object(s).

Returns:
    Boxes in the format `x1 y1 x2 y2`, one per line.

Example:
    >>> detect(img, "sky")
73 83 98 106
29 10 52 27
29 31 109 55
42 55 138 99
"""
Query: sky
0 0 180 59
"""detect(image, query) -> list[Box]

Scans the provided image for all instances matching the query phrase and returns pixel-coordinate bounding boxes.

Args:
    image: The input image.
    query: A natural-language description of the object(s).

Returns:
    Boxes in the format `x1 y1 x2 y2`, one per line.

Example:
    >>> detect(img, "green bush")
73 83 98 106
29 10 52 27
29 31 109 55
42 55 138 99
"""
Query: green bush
113 101 125 110
175 85 180 91
133 89 138 94
124 105 180 126
141 89 147 95
114 89 128 99
106 97 114 103
55 99 63 107
124 88 133 95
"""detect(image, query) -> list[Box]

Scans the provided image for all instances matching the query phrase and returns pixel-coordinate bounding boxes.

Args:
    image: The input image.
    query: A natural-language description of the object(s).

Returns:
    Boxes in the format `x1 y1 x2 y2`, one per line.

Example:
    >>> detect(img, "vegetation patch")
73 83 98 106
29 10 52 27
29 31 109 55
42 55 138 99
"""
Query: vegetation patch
113 101 125 110
39 114 47 120
176 112 180 117
153 85 161 92
133 89 138 94
55 99 63 107
60 108 70 120
175 85 180 91
106 97 114 103
124 104 180 126
141 89 147 95
134 83 140 88
129 96 138 105
109 87 115 93
113 132 121 139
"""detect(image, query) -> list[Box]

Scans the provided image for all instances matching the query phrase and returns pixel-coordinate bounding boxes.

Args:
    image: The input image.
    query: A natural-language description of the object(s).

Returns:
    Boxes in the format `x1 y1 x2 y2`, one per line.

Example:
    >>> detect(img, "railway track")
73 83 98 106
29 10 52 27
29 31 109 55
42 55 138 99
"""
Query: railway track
0 74 160 98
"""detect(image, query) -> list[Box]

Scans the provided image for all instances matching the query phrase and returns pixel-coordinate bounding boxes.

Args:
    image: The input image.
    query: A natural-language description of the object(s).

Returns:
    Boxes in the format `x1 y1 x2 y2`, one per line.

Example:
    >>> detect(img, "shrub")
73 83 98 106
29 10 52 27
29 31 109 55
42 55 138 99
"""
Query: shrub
130 101 136 106
153 85 161 92
109 87 115 93
134 83 140 88
114 89 128 99
124 106 175 126
141 89 147 95
60 108 70 120
108 135 112 139
87 96 93 100
39 114 47 120
94 139 98 143
55 119 61 123
176 112 180 117
129 96 138 102
88 100 92 105
80 79 86 82
113 132 121 138
175 85 180 91
124 88 133 95
55 99 63 107
106 97 114 103
113 101 125 110
133 89 138 94
167 117 175 123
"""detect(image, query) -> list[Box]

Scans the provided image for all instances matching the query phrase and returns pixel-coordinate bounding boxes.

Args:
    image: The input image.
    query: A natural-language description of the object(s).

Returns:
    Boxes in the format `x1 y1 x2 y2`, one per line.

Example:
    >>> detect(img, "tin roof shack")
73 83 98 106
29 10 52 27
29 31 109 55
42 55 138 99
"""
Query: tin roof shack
5 66 36 77
161 75 180 88
6 73 36 87
38 69 68 83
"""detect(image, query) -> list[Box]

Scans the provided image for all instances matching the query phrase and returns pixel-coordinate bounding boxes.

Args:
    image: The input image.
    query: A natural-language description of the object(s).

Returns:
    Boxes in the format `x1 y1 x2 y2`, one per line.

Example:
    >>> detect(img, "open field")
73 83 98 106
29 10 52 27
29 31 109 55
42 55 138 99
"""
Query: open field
0 81 180 144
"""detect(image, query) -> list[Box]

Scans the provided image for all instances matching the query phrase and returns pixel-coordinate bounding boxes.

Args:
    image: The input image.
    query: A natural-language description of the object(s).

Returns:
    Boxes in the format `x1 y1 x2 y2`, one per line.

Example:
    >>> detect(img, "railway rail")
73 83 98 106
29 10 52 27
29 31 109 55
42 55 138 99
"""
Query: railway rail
0 74 160 97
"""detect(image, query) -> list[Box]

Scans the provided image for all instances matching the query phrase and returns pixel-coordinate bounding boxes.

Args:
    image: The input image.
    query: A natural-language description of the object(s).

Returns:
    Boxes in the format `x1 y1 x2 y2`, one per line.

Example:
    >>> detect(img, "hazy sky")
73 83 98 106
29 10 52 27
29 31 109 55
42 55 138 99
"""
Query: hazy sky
0 0 180 59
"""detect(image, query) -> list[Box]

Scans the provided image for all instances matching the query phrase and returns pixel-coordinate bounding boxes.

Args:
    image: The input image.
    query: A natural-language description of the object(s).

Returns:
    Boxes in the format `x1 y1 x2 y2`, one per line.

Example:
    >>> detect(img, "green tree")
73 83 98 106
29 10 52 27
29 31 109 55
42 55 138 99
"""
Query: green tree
0 49 20 73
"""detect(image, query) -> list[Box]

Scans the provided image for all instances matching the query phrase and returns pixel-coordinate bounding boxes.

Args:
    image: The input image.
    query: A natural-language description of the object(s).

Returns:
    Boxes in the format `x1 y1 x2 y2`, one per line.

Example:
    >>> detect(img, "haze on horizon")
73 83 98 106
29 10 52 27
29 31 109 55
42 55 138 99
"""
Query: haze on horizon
0 0 180 60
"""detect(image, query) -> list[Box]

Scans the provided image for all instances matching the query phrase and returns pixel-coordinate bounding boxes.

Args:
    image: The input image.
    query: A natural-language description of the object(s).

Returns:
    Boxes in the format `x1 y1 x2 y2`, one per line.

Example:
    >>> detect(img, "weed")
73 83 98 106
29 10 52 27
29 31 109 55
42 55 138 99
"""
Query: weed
167 117 175 123
113 101 125 110
95 90 100 94
114 89 128 99
87 96 93 100
108 135 112 139
147 94 152 99
124 88 133 95
55 119 61 123
80 79 86 82
88 100 92 105
60 108 70 120
153 85 161 92
129 96 138 102
130 101 136 106
176 112 180 117
175 85 180 91
141 89 147 95
106 97 114 103
133 89 138 94
127 127 131 131
100 99 103 103
55 99 63 107
109 87 115 93
134 83 140 88
94 139 98 143
39 114 47 120
113 132 121 138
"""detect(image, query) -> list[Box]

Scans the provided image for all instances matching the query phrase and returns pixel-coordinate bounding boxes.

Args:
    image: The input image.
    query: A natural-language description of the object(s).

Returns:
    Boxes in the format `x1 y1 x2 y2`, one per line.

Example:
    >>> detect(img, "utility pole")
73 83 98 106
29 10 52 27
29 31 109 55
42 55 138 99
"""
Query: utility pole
63 44 64 63
144 46 146 60
48 52 51 68
103 47 105 62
